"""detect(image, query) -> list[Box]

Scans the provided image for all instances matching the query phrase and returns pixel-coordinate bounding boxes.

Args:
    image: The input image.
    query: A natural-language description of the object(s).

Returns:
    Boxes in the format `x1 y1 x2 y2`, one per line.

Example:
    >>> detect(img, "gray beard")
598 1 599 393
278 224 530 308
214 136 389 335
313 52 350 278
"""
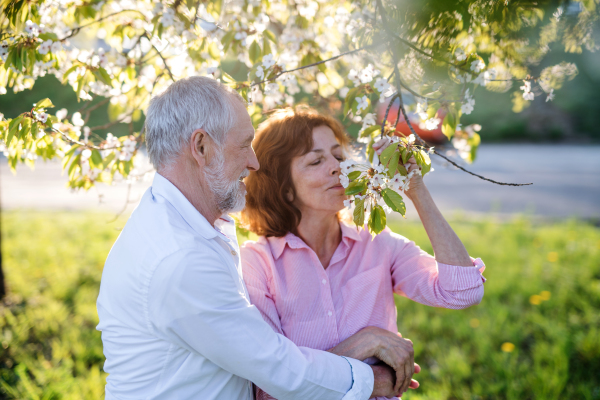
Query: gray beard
204 150 247 214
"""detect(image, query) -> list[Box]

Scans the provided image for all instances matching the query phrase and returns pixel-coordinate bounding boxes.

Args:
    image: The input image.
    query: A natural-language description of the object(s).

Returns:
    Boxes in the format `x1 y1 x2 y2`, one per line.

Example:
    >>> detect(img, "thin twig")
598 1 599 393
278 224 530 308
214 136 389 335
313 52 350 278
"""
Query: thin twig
143 33 175 81
380 93 399 139
60 10 145 40
106 182 133 224
251 44 380 87
432 150 533 186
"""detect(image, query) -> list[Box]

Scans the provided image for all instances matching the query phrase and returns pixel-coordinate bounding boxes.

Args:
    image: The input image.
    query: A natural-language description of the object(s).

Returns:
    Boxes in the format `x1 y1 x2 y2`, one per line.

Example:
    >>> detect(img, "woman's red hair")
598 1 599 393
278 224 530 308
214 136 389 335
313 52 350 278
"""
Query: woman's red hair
241 107 349 237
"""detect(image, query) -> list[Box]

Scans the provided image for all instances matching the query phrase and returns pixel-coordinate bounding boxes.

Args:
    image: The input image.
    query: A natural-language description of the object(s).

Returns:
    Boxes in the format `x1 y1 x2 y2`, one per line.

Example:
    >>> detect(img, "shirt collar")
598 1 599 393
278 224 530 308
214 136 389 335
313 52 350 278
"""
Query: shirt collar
269 221 363 260
151 173 227 241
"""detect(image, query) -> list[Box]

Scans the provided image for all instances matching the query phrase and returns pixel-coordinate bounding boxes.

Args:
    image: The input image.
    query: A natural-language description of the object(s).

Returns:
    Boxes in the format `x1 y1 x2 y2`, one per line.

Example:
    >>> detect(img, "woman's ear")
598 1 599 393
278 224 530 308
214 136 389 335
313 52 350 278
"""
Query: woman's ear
286 188 294 202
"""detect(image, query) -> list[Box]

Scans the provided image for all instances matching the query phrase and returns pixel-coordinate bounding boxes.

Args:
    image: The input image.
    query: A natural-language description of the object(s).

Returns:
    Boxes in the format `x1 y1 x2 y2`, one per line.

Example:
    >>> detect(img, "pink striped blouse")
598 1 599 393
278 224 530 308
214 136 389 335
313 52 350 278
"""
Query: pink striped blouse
240 222 486 400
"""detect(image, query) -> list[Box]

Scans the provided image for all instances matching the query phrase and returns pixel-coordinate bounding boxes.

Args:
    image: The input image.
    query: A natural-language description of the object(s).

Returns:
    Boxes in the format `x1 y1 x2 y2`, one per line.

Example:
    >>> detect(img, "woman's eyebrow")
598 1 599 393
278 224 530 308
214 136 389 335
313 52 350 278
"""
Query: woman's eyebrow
309 144 341 153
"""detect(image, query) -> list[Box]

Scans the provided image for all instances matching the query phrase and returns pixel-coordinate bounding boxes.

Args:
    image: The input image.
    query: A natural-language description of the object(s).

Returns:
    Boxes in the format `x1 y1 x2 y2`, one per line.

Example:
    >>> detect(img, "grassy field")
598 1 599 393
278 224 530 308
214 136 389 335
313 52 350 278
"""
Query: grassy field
1 211 599 399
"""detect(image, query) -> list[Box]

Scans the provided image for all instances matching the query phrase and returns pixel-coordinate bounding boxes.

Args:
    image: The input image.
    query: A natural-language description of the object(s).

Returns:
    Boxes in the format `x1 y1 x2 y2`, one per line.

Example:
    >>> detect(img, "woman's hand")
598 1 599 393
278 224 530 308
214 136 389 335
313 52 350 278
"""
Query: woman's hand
328 326 420 395
372 137 426 201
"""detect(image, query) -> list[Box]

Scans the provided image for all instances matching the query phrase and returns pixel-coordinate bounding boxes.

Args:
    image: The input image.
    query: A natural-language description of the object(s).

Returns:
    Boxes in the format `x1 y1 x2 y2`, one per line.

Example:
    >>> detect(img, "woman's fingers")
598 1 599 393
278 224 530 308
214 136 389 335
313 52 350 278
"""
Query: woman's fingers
373 137 391 155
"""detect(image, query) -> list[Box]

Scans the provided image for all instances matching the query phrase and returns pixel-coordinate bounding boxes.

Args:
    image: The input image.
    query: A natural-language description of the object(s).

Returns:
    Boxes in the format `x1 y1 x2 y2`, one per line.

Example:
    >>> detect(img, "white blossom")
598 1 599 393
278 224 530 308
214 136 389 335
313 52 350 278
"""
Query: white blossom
425 117 441 130
348 69 360 86
546 89 555 102
340 159 356 175
25 20 40 36
374 77 390 93
455 48 466 61
520 80 534 101
262 54 276 69
255 65 265 80
343 198 353 208
340 174 350 188
38 40 53 55
356 95 369 112
461 89 475 115
36 111 48 123
51 41 62 53
470 59 485 73
71 112 84 127
389 173 406 191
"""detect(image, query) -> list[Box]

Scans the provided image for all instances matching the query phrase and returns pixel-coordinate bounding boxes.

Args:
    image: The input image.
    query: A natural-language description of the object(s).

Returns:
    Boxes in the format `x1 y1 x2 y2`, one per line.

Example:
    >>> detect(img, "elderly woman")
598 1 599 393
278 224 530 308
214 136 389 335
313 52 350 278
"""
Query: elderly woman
240 107 486 400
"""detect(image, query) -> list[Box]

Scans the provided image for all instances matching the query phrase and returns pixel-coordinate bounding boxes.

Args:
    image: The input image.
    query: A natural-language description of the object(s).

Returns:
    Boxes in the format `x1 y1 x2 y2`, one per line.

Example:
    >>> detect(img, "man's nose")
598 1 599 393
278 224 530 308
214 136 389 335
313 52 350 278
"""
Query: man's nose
248 148 260 171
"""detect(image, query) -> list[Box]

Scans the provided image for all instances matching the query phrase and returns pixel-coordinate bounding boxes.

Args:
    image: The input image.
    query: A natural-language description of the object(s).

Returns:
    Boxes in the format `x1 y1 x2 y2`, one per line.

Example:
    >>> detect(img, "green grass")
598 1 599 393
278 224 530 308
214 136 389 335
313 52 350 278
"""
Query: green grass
1 211 599 399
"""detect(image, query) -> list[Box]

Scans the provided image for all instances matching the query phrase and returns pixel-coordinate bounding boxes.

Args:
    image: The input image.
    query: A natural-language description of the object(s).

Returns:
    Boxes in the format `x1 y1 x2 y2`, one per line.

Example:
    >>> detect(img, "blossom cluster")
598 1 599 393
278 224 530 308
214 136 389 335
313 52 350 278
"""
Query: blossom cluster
338 135 433 231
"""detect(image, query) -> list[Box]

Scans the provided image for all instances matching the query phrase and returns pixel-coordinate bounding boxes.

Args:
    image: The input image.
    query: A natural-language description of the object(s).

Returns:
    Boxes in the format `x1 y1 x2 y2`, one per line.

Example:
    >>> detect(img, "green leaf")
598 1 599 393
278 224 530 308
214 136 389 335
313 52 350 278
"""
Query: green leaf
401 147 411 164
263 29 276 43
7 116 24 145
368 205 386 234
62 64 80 83
469 132 481 163
90 149 103 168
34 98 54 110
221 71 236 83
68 154 81 179
353 198 365 227
345 179 367 195
360 125 380 139
379 143 399 166
263 37 272 57
221 30 236 53
415 149 432 176
38 32 59 41
249 41 261 65
348 170 361 180
343 87 361 116
95 67 113 86
62 145 80 170
19 117 31 140
387 152 400 178
381 188 406 215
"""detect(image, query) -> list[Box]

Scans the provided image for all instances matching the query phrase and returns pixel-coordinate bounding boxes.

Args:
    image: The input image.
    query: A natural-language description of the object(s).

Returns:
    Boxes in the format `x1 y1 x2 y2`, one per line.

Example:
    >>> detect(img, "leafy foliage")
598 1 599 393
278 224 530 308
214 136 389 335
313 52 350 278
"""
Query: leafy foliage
0 0 598 233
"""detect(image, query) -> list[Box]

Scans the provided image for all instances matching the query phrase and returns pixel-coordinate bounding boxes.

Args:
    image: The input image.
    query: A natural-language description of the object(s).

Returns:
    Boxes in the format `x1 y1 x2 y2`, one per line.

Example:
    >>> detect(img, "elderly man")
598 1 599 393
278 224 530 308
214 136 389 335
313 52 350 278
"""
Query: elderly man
96 76 403 399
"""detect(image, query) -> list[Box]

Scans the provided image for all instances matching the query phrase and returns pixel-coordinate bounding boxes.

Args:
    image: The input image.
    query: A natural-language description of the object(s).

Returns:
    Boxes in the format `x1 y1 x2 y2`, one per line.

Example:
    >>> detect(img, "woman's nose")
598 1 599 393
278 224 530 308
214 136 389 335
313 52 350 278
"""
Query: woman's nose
330 158 341 175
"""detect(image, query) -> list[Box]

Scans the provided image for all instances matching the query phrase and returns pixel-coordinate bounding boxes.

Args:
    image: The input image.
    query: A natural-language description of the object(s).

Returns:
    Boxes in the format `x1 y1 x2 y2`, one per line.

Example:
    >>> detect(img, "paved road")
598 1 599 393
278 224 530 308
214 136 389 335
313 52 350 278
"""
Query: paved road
1 145 599 219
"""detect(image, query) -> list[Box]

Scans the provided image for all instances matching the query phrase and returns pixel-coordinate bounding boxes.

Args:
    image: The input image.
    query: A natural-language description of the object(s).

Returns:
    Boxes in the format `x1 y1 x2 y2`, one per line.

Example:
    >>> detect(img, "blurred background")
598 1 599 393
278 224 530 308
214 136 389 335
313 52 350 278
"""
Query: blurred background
2 8 600 400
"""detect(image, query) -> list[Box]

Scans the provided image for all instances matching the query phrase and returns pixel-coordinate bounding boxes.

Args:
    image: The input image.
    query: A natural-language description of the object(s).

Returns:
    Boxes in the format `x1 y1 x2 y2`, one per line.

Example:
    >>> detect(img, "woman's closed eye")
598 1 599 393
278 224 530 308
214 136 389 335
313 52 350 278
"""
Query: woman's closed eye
310 155 344 166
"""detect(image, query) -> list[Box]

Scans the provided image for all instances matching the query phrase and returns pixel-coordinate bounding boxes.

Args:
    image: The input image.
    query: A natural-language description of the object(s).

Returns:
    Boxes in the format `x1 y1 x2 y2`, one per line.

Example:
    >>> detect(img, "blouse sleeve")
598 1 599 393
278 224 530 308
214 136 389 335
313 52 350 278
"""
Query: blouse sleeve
240 244 284 335
388 231 486 309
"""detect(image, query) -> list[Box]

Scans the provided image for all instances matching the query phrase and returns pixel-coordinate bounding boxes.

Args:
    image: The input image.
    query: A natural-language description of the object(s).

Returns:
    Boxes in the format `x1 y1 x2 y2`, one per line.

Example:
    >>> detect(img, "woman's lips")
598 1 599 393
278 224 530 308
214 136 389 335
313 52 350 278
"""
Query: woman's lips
329 185 344 190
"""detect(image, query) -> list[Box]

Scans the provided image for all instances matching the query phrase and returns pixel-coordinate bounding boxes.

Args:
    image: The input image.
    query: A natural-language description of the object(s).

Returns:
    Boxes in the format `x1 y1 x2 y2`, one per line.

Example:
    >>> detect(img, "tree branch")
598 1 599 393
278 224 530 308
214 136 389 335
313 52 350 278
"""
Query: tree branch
251 44 381 87
60 10 145 40
143 33 175 81
376 0 532 187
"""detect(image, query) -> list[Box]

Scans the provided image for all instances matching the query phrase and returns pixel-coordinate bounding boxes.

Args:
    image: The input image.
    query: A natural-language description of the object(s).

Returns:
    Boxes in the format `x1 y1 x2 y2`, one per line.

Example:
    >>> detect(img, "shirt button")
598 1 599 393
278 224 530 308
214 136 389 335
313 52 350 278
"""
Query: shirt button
328 311 332 317
322 279 327 284
230 250 237 256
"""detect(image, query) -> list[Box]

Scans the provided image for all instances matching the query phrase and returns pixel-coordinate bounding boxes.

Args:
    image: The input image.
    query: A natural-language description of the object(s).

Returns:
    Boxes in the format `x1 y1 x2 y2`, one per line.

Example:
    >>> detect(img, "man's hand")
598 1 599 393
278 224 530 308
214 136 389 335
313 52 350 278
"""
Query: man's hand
328 326 418 395
370 363 421 398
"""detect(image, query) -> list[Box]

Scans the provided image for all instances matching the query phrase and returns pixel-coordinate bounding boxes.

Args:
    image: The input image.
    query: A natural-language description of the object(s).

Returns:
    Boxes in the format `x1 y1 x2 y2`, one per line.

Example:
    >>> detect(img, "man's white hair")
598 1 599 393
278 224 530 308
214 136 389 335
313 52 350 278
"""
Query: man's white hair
144 76 244 171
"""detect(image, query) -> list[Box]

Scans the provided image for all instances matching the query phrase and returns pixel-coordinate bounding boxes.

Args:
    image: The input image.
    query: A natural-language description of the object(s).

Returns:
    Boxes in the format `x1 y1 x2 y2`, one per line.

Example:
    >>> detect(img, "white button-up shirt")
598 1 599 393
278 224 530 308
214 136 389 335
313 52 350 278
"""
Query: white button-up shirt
96 173 374 400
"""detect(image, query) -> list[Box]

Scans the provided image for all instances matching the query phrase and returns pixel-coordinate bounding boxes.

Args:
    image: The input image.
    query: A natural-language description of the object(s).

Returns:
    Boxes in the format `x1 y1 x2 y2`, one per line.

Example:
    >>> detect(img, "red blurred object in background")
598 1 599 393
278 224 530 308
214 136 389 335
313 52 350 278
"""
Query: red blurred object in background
376 98 448 144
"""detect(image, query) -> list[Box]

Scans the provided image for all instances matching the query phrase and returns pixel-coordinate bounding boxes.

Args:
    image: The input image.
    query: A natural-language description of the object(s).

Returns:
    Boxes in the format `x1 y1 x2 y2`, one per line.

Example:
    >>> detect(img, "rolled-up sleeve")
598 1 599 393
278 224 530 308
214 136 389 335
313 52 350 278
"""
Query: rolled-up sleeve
389 233 486 309
148 247 374 400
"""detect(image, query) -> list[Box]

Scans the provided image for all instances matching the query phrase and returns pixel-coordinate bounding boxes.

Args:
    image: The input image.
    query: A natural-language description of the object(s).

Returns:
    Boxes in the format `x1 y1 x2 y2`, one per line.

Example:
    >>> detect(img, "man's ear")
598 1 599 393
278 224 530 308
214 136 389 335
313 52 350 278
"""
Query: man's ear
190 128 209 167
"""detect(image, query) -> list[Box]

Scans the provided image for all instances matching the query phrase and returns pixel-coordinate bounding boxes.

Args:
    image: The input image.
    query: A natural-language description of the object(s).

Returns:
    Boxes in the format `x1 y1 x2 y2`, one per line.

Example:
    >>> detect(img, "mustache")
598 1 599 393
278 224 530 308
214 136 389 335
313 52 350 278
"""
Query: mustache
239 170 250 180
